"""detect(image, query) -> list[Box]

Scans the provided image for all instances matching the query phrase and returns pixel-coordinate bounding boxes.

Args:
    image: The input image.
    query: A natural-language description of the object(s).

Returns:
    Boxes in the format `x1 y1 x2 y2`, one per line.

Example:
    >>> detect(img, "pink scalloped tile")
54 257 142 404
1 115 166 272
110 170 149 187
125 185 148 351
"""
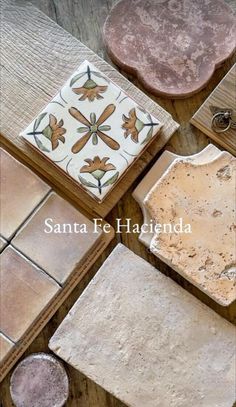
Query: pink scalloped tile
104 0 236 98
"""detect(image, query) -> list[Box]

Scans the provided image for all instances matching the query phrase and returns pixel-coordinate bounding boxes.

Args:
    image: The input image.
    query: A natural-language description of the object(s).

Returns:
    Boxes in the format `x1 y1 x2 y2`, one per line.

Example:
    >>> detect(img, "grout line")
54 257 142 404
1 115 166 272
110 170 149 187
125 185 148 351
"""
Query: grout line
8 189 52 242
9 243 63 288
0 331 16 345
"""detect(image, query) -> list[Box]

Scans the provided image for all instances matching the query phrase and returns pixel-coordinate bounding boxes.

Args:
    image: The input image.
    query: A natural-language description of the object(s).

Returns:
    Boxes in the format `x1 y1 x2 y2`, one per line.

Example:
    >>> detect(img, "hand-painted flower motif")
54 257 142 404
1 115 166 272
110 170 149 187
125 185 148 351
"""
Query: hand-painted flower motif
69 104 120 153
122 108 158 143
72 66 107 102
27 113 66 151
79 156 119 195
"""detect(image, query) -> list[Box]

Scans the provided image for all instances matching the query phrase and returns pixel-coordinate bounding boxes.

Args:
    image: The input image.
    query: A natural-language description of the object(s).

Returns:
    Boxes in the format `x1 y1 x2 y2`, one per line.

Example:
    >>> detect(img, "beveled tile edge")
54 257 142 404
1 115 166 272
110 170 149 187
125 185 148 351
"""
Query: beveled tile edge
0 147 52 240
0 333 15 363
0 235 8 253
142 151 236 307
133 144 222 248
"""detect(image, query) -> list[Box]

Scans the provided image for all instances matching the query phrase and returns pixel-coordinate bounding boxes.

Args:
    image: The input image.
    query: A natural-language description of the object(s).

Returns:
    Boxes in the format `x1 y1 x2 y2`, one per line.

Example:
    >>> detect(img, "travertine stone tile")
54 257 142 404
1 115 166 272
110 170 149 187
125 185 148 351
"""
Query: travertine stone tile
12 192 102 284
145 151 236 306
0 246 60 342
0 333 14 363
49 244 236 407
0 236 8 252
0 148 50 240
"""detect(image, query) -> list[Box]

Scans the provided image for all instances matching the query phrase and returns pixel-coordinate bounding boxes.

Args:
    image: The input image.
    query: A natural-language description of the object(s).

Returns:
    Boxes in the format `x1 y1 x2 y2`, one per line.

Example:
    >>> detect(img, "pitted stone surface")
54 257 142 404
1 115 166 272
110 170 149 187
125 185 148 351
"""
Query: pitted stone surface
145 152 236 306
104 0 236 98
50 244 235 407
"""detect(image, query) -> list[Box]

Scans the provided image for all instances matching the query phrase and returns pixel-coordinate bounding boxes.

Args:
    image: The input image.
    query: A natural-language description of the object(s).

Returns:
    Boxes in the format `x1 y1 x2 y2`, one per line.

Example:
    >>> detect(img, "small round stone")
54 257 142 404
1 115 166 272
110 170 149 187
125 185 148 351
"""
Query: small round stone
10 353 69 407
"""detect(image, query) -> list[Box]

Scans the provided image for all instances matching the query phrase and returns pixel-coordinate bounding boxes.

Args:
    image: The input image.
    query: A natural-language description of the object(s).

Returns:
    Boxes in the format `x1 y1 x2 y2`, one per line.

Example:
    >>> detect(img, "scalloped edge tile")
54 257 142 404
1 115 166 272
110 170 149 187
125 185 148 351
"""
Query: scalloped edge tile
104 0 236 98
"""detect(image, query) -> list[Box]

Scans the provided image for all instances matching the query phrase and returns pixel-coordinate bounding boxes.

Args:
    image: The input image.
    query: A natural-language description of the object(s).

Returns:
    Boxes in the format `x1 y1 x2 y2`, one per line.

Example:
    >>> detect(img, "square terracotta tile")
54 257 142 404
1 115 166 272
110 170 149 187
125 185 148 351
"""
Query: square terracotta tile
0 246 60 342
0 236 7 253
0 333 14 363
12 192 102 284
49 244 236 407
0 148 50 240
21 60 162 202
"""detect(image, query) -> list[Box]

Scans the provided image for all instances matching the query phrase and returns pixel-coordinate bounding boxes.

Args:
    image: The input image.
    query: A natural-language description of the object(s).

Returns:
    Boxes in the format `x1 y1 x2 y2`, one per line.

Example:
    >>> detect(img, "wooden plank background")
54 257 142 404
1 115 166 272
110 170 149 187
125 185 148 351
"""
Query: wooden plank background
0 1 235 406
0 0 178 218
191 63 236 154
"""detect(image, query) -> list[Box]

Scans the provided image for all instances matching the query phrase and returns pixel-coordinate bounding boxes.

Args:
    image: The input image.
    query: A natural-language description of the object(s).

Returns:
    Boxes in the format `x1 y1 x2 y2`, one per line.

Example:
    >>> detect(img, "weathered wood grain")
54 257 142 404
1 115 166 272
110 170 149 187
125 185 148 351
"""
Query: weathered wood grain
191 64 236 154
0 1 236 407
0 0 178 218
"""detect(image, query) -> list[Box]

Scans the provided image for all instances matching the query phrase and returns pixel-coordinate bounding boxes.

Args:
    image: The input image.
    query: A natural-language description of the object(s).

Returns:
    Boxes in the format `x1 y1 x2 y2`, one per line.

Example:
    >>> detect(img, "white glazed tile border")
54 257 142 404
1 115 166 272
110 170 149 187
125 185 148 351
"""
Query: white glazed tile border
21 60 162 201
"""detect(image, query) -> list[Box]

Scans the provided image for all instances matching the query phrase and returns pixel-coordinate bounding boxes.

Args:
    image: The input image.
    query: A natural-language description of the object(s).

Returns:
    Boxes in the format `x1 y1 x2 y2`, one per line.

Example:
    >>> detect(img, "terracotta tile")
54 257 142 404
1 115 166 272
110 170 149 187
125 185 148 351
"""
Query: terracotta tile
104 0 236 98
0 148 50 240
0 236 8 252
49 244 236 407
21 60 162 202
0 246 60 342
0 333 14 363
144 151 236 306
12 192 102 284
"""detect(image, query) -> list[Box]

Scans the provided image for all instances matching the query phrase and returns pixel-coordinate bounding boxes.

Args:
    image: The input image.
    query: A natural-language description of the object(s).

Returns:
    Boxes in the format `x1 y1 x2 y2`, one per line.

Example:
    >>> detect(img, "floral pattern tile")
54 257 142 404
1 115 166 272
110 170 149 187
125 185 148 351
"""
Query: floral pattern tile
21 60 162 201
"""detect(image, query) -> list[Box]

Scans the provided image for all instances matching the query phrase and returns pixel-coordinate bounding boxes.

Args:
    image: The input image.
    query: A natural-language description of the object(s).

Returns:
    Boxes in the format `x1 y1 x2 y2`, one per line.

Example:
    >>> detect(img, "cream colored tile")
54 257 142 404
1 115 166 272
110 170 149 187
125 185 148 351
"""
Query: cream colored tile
21 60 162 201
49 244 236 407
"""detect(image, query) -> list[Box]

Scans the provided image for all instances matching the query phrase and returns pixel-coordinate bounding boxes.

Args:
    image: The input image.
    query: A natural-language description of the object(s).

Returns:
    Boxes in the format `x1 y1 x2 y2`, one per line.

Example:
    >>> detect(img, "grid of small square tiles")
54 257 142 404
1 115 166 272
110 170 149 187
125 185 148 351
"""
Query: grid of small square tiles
0 148 102 363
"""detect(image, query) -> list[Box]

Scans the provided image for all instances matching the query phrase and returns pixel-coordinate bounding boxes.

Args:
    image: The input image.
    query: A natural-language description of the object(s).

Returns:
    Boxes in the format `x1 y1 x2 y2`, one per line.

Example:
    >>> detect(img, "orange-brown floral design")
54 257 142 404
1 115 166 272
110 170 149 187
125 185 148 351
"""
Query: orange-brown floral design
69 104 120 153
72 66 107 101
79 156 119 195
122 108 158 143
27 113 66 151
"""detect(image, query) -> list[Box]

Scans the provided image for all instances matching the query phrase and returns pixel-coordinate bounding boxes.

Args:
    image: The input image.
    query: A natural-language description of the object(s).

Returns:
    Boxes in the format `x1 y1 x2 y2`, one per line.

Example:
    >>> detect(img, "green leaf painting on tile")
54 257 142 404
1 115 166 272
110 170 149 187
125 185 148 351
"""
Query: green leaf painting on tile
79 156 119 195
71 65 109 101
122 108 159 143
27 114 66 151
69 104 120 153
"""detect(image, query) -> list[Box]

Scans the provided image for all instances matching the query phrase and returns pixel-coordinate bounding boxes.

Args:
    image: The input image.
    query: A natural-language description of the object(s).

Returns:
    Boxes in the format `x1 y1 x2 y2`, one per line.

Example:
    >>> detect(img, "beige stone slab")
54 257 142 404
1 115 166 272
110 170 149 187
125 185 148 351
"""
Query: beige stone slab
144 151 236 306
49 244 236 407
133 144 221 248
0 333 14 363
12 192 102 284
0 148 50 240
0 246 60 342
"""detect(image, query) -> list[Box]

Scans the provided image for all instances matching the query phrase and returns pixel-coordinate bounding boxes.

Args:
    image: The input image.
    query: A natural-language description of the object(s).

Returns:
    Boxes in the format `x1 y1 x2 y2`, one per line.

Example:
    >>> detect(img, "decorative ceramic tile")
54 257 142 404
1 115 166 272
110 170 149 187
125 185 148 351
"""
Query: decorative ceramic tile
12 192 102 284
0 148 50 240
0 236 8 252
49 244 236 407
0 333 15 363
21 60 162 202
0 246 60 342
144 151 236 306
104 0 236 98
